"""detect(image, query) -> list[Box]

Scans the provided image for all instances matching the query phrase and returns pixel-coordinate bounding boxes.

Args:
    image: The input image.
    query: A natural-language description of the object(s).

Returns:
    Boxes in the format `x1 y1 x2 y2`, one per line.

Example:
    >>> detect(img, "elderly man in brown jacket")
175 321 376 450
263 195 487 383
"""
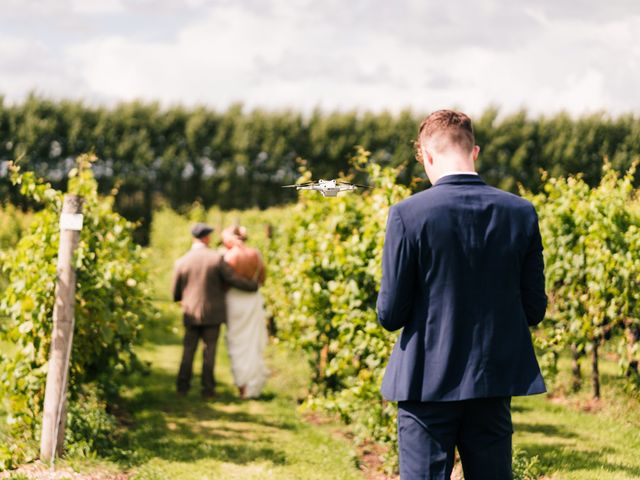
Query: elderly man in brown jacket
172 223 258 398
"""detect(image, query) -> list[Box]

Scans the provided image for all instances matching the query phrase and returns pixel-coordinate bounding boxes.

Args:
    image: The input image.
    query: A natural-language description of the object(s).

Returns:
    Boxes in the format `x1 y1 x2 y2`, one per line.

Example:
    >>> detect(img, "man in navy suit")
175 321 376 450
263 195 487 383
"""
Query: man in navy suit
377 110 547 479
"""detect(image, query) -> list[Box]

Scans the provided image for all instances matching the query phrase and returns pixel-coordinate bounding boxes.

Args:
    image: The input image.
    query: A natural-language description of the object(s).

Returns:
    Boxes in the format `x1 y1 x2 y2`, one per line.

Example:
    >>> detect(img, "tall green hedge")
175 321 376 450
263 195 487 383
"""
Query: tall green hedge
2 95 639 243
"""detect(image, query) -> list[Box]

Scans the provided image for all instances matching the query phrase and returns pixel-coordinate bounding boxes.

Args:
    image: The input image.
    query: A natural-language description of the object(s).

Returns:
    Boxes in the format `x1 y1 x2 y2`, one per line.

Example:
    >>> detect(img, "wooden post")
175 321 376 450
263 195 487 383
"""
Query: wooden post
591 340 601 399
264 222 273 240
40 194 84 462
571 343 582 392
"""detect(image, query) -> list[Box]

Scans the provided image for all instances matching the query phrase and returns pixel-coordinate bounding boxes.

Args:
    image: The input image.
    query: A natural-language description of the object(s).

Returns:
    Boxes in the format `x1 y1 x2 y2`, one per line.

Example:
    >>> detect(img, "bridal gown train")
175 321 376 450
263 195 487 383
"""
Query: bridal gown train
225 287 269 398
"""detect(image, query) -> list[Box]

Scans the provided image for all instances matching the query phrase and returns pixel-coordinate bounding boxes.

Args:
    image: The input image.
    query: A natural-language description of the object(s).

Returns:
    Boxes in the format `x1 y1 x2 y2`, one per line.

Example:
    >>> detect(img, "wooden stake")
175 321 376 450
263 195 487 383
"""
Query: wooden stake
40 194 83 462
591 340 601 399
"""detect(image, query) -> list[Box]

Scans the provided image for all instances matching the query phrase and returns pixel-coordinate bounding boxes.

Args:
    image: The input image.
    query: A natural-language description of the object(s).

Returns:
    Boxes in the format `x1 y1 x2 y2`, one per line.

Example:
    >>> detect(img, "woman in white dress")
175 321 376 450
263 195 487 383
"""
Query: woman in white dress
221 226 269 399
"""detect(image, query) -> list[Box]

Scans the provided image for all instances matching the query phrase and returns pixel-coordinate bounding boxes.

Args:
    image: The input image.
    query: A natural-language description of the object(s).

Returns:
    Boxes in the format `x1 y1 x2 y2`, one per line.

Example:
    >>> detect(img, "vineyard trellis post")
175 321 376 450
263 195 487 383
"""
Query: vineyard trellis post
40 194 84 462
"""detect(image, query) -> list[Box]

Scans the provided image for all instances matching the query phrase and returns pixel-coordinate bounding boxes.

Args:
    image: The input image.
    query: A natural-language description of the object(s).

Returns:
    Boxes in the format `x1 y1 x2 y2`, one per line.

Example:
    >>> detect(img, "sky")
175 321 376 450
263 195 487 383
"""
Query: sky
1 0 639 116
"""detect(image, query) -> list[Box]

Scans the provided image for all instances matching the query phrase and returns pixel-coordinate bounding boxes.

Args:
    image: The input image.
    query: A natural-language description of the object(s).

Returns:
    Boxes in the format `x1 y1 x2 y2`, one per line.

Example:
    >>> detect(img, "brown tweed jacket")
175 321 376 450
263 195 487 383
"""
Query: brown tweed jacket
172 246 258 326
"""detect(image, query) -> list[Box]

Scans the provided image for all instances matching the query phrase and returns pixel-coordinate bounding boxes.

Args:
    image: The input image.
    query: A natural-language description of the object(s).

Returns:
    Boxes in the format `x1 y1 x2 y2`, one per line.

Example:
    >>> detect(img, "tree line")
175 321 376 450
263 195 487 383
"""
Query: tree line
2 94 639 242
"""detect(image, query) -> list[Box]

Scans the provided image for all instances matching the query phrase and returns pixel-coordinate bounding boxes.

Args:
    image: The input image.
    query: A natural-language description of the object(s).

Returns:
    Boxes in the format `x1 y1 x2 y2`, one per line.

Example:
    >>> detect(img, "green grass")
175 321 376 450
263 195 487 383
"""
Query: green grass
1 302 364 479
5 332 638 480
122 310 640 480
513 394 640 480
117 302 363 480
512 355 640 480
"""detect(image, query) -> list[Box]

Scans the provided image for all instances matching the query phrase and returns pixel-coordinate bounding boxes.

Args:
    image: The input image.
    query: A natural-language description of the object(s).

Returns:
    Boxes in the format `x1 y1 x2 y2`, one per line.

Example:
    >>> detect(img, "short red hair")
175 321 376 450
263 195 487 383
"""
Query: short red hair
415 110 475 163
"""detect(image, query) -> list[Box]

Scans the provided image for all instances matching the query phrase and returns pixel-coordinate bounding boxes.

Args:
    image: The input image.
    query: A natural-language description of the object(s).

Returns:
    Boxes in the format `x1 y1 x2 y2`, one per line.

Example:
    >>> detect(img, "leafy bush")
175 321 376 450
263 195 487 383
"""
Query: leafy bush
525 162 640 397
0 154 155 467
0 205 31 251
64 384 118 457
512 446 542 480
0 205 31 292
260 151 640 473
260 148 410 469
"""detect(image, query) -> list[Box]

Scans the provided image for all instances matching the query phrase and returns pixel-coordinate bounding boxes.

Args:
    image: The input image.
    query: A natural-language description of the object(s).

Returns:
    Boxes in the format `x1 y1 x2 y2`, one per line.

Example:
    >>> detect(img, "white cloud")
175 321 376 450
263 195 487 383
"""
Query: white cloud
0 34 92 101
1 0 639 115
70 0 127 15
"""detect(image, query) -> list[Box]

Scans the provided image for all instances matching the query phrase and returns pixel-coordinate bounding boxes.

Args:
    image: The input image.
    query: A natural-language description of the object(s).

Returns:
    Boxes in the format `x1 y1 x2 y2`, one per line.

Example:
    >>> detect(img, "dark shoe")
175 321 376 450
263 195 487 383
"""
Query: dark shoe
177 390 188 397
201 391 216 400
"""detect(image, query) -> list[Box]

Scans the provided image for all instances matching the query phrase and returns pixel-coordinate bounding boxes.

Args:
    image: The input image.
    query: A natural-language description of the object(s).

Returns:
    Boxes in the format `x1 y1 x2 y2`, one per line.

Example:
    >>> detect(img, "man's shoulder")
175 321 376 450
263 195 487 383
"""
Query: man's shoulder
392 189 430 210
177 248 222 268
391 188 445 217
493 190 540 224
395 183 534 210
391 184 537 230
483 185 535 210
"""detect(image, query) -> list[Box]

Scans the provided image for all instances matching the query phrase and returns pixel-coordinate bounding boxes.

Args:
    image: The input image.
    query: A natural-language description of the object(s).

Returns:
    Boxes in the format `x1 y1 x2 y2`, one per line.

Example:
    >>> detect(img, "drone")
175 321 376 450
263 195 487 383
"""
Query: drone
282 179 372 197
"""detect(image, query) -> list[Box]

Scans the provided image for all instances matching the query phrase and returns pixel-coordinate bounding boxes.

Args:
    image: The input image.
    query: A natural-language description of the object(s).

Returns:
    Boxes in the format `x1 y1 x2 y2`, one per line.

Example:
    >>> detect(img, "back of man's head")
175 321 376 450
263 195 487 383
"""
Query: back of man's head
416 110 475 161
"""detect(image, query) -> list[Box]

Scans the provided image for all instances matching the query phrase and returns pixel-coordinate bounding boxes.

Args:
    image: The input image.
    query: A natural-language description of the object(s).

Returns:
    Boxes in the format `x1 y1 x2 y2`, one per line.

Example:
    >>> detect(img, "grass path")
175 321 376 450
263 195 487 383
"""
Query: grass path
118 307 364 480
511 373 640 480
4 325 640 480
122 315 640 480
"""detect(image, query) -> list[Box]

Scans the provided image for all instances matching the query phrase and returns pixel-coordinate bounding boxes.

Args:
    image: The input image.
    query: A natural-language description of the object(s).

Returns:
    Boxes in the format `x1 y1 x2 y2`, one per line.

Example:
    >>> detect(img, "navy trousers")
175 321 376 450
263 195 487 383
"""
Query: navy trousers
397 397 513 480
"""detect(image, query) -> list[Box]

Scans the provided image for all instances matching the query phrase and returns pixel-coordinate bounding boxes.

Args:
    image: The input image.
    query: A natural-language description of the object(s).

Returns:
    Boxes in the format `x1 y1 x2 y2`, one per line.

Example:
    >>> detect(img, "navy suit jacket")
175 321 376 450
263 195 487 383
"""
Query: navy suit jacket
377 174 547 402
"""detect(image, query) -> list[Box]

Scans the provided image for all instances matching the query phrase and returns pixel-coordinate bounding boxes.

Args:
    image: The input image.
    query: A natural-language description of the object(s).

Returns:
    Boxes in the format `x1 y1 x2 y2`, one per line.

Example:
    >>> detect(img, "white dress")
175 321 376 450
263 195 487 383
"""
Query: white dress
225 287 269 398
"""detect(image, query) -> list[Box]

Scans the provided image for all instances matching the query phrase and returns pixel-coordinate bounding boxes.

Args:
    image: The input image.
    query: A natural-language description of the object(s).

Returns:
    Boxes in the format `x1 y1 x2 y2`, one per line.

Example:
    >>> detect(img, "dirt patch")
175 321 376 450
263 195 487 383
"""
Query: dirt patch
0 462 128 480
355 440 397 480
577 397 603 413
548 392 603 413
301 410 470 480
302 411 397 479
302 410 335 426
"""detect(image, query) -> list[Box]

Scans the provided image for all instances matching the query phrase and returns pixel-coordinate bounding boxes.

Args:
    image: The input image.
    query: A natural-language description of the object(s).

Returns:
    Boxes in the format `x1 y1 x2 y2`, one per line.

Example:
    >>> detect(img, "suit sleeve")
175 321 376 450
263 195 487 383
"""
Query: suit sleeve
219 260 259 292
377 206 416 331
172 263 184 302
520 208 548 326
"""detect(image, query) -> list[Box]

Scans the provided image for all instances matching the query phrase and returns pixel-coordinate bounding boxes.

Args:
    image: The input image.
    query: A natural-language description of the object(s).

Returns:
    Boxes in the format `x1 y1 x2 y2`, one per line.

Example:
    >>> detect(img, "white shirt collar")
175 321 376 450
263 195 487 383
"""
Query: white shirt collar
191 242 208 250
439 171 478 179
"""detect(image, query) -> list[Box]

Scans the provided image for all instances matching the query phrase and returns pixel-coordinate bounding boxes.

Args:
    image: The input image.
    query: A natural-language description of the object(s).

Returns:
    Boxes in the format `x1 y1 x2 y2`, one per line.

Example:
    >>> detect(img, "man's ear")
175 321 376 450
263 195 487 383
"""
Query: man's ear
422 145 434 165
472 145 480 162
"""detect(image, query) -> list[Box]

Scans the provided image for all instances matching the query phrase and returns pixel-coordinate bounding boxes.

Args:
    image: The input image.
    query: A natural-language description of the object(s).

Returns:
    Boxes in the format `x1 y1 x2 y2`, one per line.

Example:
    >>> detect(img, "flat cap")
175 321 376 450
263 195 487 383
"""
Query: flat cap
191 222 214 239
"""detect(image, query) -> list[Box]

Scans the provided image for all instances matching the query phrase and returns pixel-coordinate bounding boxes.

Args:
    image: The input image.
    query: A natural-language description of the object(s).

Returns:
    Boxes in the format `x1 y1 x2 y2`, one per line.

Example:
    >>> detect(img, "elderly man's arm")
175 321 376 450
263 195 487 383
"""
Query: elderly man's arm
220 260 259 292
172 263 184 303
255 250 267 285
257 263 266 286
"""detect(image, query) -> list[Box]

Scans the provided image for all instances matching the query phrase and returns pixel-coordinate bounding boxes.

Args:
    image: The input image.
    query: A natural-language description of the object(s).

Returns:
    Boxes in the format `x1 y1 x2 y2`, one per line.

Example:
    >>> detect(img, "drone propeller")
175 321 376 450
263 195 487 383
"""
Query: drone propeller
337 181 373 189
282 182 314 188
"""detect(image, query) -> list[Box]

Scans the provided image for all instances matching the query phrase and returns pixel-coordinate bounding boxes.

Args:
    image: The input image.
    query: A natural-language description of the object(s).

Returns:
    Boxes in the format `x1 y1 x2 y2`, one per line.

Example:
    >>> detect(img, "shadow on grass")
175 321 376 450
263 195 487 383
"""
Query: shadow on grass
119 367 294 467
510 403 532 414
520 442 640 478
514 422 578 439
